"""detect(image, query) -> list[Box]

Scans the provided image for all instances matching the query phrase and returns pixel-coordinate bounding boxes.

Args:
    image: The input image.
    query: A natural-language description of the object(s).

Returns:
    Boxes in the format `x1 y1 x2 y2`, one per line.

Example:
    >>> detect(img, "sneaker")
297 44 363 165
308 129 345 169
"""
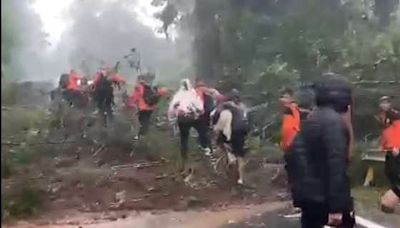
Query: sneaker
133 135 139 140
203 147 212 156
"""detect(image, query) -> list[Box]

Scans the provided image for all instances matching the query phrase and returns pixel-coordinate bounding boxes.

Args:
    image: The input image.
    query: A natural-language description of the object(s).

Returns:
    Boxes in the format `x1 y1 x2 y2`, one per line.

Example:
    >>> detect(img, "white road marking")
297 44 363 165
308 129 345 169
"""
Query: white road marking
282 213 387 228
355 216 386 228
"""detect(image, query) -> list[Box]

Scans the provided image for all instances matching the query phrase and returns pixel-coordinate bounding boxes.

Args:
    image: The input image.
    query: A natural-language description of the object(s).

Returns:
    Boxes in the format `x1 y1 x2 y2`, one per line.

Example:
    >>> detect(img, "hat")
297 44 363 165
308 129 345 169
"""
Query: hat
379 96 392 103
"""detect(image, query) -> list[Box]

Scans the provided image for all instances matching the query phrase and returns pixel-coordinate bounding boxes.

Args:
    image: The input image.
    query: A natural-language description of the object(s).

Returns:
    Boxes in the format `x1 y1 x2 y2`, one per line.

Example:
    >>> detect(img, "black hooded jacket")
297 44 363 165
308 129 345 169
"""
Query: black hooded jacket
286 76 353 212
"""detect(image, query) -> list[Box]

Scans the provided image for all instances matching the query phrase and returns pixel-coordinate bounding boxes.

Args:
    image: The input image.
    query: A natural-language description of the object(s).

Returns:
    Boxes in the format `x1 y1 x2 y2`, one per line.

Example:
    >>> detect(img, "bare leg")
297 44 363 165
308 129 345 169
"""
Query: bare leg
237 157 245 185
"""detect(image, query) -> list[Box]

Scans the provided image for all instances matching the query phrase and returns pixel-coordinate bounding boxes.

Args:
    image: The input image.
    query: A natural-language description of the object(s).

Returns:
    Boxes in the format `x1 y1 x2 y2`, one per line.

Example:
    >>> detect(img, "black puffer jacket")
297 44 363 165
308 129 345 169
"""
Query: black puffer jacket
286 76 353 213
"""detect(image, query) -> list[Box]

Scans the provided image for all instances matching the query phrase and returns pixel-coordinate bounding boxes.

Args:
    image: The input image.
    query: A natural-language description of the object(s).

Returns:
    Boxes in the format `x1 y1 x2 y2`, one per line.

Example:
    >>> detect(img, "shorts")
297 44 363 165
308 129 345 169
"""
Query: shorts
217 129 247 157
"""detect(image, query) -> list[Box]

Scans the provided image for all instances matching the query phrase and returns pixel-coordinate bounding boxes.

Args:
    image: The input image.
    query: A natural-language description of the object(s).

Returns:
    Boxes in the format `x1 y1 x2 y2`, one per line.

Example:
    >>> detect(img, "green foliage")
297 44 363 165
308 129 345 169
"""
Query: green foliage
2 184 43 221
1 159 12 179
163 0 400 136
1 0 19 65
1 80 17 105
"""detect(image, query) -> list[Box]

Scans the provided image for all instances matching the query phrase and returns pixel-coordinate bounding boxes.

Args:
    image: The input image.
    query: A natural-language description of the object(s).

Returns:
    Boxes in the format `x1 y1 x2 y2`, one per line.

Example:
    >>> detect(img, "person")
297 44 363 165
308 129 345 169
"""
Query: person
93 70 115 126
193 78 221 155
129 75 167 139
67 69 81 91
168 79 207 170
378 96 400 213
275 87 314 213
286 75 355 228
279 88 301 152
60 70 82 107
212 89 249 185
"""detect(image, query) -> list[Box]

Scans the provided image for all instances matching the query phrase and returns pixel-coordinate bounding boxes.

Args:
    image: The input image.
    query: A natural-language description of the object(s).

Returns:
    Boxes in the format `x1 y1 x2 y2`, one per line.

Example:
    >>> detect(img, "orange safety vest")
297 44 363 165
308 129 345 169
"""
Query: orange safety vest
129 83 167 111
381 119 400 151
280 103 301 152
67 72 80 91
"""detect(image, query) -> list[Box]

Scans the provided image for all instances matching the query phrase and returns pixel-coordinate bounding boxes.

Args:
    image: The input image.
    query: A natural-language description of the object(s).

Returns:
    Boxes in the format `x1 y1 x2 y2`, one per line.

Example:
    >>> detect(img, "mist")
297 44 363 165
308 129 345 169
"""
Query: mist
2 0 191 85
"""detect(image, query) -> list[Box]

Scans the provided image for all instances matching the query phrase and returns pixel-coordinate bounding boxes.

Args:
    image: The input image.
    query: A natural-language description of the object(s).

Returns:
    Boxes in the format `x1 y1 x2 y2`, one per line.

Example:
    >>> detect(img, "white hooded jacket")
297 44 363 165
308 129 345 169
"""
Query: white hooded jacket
168 79 204 120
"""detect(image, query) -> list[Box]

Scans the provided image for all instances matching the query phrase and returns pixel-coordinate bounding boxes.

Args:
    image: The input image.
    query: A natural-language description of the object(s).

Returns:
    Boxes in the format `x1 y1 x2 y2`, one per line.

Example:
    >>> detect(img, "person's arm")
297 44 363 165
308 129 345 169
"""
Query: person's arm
168 92 180 120
322 114 349 214
340 105 354 161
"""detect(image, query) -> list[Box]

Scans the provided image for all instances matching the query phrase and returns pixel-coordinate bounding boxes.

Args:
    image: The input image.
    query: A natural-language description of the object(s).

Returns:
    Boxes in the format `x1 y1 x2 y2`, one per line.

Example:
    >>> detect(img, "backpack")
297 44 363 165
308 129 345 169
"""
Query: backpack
59 74 70 89
97 74 112 91
203 93 216 114
143 84 160 106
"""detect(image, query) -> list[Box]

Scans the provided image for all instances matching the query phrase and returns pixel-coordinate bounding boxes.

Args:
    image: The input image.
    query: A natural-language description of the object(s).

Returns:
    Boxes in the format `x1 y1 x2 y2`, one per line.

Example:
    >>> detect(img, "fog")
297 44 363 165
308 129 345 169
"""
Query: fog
1 0 191 85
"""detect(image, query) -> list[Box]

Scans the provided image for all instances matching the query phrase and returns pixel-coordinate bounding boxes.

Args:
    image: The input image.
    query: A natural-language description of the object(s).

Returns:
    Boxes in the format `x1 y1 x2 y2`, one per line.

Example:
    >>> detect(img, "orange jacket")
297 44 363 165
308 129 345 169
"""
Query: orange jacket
381 119 400 151
129 83 167 111
280 103 301 152
67 71 81 91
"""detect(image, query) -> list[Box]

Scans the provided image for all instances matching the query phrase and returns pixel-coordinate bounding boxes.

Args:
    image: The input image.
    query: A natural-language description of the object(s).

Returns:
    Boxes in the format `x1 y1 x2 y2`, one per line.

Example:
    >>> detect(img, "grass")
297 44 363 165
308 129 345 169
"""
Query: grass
1 159 12 179
2 184 44 221
1 107 49 137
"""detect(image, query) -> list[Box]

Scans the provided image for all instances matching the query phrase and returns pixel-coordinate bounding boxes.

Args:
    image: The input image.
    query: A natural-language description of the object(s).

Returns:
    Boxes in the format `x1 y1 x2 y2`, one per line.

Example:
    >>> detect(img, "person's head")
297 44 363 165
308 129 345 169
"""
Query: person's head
137 75 145 84
295 87 315 110
379 96 392 112
194 77 206 88
279 88 295 106
81 77 88 85
314 73 352 114
226 88 241 104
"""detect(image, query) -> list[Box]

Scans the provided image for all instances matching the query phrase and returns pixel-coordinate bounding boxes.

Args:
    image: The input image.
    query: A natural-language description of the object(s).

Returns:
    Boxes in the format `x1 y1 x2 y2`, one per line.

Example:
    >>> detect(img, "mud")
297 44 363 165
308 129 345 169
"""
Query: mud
4 202 288 228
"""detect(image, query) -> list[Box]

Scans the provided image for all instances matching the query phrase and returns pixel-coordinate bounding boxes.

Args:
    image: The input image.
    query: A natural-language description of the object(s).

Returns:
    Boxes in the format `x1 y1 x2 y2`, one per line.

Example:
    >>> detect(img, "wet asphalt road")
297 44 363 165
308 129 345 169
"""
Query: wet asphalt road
223 212 365 228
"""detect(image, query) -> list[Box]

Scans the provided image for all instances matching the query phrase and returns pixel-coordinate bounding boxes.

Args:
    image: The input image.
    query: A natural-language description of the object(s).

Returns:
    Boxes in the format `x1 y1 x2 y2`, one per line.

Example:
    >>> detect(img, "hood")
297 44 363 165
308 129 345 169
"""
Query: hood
314 75 352 113
179 78 193 91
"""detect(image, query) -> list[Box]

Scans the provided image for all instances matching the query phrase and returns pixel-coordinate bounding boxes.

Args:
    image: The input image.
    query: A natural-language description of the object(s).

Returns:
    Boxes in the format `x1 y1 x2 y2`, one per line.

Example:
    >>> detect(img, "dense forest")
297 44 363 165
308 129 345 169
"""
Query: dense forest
153 0 400 138
2 0 400 137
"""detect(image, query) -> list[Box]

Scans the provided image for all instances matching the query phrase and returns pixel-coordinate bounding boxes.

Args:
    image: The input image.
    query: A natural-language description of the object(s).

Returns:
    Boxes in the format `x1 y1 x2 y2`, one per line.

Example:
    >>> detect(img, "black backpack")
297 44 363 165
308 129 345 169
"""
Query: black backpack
59 74 69 89
143 84 160 106
203 93 216 114
97 74 112 92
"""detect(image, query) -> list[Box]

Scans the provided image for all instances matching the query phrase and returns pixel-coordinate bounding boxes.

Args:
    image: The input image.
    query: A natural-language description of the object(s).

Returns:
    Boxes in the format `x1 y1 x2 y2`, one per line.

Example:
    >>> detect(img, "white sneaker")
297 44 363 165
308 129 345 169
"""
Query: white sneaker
237 179 243 185
203 147 212 156
133 135 139 140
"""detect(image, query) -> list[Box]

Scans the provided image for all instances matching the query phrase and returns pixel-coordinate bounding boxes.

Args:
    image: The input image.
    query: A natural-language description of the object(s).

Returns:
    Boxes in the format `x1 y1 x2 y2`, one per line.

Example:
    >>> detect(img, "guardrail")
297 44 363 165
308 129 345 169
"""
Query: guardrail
361 149 385 187
361 149 385 163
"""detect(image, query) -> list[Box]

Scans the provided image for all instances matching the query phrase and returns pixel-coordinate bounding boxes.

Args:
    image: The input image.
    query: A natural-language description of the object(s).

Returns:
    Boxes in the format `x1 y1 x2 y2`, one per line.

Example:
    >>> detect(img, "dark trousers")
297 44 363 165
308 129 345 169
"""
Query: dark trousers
178 116 211 160
385 152 400 197
301 203 355 228
138 110 153 136
96 90 113 126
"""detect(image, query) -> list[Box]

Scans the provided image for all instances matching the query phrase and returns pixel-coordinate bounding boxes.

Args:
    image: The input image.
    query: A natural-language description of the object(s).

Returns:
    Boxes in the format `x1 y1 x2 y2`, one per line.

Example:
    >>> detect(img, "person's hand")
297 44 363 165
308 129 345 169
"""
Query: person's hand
393 148 399 157
328 213 343 226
